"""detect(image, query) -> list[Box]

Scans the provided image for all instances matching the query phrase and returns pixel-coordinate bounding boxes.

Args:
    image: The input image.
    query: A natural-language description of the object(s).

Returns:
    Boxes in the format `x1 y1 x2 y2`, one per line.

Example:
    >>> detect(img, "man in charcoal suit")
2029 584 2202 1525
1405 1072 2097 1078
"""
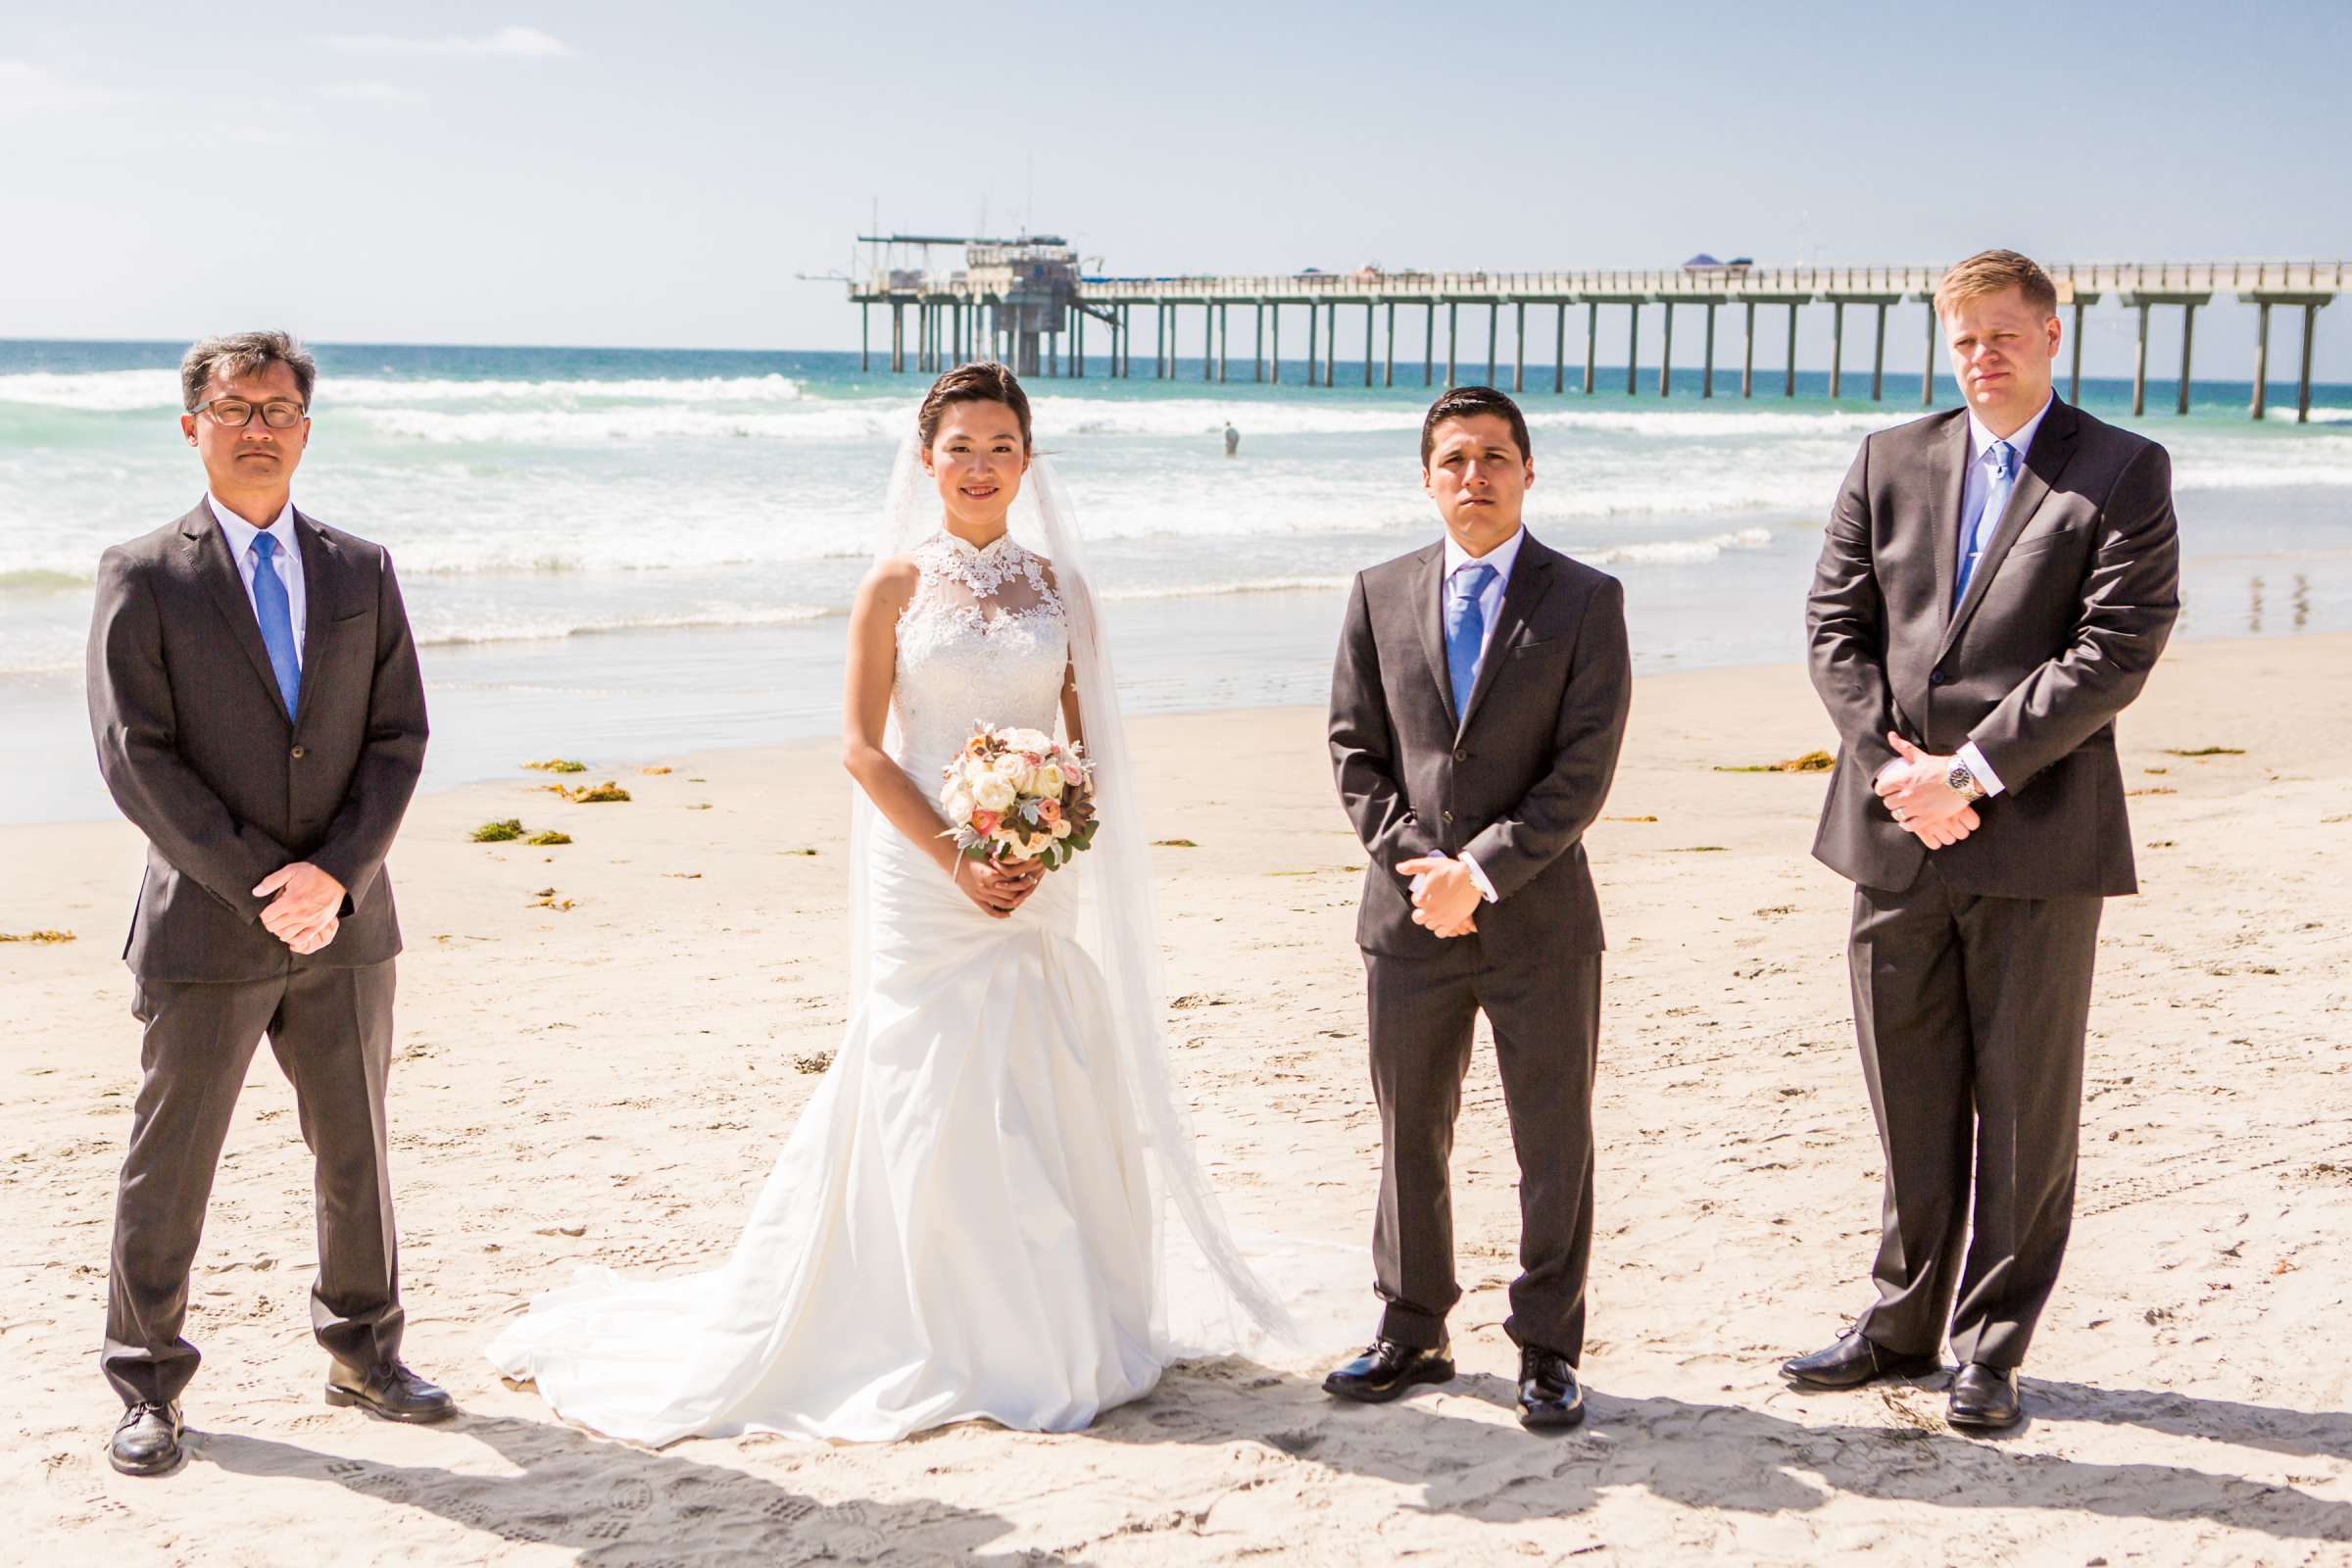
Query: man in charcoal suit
1787 251 2180 1431
87 331 451 1478
1326 386 1632 1430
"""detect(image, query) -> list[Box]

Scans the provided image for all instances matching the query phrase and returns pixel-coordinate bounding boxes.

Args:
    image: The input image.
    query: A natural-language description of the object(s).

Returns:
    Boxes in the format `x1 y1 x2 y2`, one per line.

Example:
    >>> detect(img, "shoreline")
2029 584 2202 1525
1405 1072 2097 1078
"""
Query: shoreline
8 612 2348 831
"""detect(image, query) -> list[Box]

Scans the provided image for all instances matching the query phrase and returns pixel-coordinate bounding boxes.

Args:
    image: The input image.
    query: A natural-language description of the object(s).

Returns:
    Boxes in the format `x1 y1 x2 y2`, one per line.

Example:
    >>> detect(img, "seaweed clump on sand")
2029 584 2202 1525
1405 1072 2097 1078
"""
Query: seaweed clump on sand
0 929 76 943
470 818 525 843
1714 750 1835 774
523 759 589 773
524 830 572 846
555 782 632 804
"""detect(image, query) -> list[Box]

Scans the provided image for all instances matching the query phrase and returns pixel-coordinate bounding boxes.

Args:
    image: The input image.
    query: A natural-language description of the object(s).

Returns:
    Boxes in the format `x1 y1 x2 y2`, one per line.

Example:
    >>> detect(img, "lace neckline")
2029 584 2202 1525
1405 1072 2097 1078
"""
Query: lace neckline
913 529 1046 599
936 528 1015 561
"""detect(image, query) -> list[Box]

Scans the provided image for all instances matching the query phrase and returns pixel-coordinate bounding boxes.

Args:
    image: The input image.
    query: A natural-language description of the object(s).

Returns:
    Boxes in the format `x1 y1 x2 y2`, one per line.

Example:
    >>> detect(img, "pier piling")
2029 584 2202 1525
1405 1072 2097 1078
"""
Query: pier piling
1702 302 1717 398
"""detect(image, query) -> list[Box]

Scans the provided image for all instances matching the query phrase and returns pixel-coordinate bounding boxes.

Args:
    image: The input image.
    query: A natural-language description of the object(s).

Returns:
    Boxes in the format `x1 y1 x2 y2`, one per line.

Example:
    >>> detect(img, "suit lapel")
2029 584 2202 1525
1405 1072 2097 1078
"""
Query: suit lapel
291 509 344 730
1457 534 1557 736
1930 414 1968 628
178 498 288 717
1937 398 2081 659
1410 541 1457 729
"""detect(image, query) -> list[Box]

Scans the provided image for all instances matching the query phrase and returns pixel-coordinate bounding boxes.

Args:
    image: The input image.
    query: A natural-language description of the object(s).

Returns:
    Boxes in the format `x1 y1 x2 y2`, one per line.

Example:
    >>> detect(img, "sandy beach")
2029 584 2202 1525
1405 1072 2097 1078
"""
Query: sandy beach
4 632 2348 1566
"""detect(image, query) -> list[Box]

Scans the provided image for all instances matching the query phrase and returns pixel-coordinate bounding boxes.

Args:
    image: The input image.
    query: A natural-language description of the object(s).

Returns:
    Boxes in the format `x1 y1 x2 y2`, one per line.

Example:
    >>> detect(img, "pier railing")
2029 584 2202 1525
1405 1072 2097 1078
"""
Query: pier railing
849 257 2345 421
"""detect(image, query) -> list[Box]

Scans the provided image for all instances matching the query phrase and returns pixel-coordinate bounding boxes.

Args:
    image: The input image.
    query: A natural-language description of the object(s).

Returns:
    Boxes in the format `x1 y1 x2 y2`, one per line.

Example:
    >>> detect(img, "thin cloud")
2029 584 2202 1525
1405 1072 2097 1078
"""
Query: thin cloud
0 59 124 116
325 25 571 59
318 81 420 104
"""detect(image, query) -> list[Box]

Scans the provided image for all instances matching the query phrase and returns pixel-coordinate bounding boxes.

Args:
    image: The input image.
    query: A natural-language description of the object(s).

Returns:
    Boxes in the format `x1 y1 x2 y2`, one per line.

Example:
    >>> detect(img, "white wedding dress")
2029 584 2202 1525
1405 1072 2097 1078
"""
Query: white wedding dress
488 507 1291 1446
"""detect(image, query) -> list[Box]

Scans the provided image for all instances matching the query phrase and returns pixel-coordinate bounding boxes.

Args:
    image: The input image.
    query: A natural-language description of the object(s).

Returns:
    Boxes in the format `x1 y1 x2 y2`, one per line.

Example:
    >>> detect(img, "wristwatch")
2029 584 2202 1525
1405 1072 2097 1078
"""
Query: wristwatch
1947 759 1987 801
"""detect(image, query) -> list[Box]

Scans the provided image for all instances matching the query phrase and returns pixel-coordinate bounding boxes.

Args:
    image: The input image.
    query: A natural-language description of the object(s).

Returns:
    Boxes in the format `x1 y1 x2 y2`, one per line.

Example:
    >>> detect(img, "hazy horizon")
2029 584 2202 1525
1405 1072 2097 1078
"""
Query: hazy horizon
4 1 2348 376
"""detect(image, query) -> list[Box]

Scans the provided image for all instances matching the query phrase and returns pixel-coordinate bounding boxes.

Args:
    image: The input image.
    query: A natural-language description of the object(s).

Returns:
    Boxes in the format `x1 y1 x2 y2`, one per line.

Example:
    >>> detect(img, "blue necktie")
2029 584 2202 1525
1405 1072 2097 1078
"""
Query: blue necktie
1445 562 1495 723
249 531 301 718
1954 439 2019 607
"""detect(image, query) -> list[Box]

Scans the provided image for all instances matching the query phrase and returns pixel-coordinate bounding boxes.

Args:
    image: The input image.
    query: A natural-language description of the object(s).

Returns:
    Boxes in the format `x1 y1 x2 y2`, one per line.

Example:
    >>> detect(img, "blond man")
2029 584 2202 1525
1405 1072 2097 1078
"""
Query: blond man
1787 251 2180 1431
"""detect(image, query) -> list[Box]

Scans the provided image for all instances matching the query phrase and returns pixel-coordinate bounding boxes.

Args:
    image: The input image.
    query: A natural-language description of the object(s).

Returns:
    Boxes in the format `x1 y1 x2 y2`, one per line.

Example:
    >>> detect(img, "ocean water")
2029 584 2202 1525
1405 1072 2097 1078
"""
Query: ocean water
4 338 2348 824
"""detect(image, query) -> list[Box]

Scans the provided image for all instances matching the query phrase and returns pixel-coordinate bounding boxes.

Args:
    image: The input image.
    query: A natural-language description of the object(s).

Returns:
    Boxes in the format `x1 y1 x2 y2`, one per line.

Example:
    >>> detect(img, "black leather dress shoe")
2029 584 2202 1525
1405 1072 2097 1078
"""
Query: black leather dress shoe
109 1401 185 1477
1322 1339 1454 1403
1947 1362 2023 1432
325 1360 457 1423
1516 1346 1586 1431
1781 1328 1941 1390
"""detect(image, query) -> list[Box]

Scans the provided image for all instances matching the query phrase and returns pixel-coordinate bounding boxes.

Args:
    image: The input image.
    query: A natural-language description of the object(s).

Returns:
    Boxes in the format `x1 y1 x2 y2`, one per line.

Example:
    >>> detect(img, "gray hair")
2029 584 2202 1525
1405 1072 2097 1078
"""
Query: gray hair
179 330 317 412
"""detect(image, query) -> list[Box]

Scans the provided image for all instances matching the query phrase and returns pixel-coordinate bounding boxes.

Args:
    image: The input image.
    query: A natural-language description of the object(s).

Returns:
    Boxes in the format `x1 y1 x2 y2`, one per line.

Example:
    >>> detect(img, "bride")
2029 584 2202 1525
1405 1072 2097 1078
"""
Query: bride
487 363 1292 1445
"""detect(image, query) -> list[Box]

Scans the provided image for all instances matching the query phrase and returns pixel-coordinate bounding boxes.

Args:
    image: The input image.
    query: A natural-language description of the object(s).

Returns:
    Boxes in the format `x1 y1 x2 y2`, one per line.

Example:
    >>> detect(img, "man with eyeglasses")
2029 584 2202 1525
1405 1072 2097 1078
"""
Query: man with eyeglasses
85 330 447 1478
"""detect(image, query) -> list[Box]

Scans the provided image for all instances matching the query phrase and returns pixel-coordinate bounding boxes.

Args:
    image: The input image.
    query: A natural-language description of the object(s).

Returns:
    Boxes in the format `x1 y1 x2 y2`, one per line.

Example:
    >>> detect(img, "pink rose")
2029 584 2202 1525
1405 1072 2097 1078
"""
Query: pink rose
972 808 1001 836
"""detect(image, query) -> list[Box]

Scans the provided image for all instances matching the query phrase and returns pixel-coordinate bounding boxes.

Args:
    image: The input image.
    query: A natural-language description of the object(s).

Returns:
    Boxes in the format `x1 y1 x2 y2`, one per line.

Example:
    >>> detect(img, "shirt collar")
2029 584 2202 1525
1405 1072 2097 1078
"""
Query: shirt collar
208 493 298 563
1966 393 2054 470
1443 525 1526 587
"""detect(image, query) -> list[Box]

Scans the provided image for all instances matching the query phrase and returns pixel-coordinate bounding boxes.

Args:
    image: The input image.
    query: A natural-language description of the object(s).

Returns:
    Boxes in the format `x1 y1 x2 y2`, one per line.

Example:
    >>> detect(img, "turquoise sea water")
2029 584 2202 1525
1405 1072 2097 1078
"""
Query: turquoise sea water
4 338 2347 823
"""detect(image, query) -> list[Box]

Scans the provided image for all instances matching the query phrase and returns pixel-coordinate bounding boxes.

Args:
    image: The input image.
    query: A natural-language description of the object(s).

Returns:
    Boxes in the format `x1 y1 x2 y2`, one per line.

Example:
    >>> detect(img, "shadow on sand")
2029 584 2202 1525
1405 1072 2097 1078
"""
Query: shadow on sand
197 1412 1076 1566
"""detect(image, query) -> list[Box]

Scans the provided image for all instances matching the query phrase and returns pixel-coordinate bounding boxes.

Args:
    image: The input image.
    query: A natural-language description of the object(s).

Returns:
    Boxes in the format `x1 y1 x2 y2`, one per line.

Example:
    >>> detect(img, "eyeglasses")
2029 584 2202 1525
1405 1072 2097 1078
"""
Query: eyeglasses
192 398 308 429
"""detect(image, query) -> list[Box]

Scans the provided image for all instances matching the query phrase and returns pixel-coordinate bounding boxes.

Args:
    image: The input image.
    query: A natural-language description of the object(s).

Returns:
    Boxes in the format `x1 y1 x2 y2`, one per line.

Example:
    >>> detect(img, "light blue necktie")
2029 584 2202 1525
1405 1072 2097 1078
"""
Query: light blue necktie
249 531 301 718
1444 562 1495 723
1954 438 2018 607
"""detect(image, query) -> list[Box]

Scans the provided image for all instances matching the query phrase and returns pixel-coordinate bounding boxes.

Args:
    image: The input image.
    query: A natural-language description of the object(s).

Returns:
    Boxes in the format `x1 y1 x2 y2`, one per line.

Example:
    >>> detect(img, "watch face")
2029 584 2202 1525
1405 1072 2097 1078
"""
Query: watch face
1947 763 1973 793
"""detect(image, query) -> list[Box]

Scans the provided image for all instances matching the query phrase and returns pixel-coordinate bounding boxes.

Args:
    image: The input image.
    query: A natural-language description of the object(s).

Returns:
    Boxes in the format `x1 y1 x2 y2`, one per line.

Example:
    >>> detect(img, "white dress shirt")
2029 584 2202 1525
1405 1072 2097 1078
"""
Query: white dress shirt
1945 395 2053 798
208 493 306 668
1416 526 1528 906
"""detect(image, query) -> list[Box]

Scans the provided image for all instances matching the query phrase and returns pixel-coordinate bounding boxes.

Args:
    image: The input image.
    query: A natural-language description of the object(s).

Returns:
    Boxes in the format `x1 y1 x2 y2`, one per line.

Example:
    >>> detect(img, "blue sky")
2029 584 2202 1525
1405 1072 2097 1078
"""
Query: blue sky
3 0 2347 375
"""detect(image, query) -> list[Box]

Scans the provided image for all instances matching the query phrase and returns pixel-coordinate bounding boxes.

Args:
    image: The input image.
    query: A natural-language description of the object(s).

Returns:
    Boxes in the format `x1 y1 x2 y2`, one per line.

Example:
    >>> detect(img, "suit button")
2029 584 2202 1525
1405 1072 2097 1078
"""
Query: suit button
1453 747 1470 762
290 745 307 760
1442 810 1455 824
1929 671 1947 686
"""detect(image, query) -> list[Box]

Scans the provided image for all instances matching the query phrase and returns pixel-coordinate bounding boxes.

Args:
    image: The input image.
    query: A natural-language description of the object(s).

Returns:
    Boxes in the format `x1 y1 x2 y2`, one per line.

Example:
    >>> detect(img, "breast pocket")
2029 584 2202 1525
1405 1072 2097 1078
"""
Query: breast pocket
1509 637 1570 662
2003 525 2088 563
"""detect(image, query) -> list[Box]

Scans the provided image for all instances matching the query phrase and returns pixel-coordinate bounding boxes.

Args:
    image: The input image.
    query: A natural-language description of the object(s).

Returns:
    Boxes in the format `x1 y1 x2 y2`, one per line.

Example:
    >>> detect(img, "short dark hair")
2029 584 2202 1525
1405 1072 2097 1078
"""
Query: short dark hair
180 330 317 412
917 361 1032 450
1421 385 1531 466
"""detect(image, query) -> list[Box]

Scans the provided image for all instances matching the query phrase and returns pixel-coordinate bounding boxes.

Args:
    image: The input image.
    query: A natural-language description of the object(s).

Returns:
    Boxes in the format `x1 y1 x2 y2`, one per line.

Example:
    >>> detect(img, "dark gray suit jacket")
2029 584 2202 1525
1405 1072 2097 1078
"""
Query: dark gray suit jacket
86 500 428 982
1330 531 1632 964
1807 398 2180 898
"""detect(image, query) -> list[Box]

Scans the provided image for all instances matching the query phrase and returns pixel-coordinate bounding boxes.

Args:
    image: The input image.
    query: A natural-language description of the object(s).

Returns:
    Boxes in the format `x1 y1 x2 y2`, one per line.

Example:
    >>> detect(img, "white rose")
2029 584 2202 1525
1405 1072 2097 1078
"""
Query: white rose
992 754 1027 782
943 787 975 822
1052 819 1073 839
1006 727 1053 755
1034 763 1063 798
972 773 1016 812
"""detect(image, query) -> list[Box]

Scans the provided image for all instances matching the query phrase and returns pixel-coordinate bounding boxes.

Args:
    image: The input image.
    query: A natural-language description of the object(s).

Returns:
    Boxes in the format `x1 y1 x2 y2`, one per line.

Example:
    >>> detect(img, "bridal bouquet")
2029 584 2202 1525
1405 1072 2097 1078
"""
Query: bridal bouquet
939 724 1100 871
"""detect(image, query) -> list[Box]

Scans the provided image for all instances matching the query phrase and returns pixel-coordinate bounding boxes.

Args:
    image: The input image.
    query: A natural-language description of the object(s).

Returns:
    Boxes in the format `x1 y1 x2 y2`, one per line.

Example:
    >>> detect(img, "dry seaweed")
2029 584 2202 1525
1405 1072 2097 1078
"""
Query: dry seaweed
1714 750 1835 774
470 818 525 843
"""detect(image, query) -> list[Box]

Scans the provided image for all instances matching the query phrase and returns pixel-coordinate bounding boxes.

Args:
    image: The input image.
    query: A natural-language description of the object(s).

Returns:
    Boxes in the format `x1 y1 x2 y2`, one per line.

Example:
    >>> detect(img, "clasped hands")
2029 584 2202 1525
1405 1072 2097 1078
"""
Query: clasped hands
252 861 345 955
1874 731 1981 850
1397 856 1481 940
954 854 1042 920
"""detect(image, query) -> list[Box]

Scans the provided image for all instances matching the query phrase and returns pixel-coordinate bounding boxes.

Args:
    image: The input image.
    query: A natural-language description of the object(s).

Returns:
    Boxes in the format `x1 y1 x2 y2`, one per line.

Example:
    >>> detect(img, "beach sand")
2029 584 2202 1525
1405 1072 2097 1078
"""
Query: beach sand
3 634 2347 1566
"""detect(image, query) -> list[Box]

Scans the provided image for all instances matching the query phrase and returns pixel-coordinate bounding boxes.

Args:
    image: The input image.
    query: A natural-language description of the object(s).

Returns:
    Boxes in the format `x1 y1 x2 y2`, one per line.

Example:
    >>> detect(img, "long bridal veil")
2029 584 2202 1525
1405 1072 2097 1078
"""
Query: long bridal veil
858 435 1301 1358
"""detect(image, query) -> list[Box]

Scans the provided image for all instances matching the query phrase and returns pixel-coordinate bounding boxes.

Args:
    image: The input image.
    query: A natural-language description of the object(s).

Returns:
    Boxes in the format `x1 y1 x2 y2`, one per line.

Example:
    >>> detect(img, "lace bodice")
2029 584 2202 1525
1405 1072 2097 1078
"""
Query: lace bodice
893 532 1069 782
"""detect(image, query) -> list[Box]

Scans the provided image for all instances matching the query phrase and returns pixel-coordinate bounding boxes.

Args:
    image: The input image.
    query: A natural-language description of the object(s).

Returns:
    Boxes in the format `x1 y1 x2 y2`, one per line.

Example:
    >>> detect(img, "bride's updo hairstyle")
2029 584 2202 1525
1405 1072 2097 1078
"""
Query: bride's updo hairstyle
916 362 1033 452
